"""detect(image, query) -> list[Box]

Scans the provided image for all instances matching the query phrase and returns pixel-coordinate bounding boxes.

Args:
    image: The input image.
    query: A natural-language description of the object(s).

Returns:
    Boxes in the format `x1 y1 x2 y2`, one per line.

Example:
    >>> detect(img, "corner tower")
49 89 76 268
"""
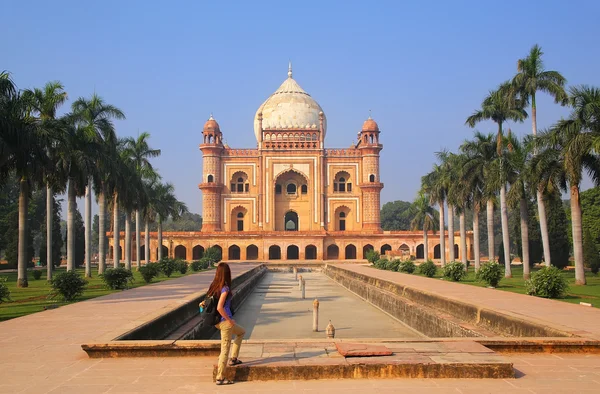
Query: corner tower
358 116 384 232
199 115 223 232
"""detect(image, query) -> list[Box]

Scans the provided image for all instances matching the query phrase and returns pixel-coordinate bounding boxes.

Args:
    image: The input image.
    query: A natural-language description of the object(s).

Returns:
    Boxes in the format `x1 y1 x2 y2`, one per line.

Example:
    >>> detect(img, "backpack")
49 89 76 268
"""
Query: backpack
199 294 222 327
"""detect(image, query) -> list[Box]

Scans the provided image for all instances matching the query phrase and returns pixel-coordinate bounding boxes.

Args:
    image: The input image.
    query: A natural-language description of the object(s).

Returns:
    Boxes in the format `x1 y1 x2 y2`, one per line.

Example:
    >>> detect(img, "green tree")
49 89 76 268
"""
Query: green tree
380 200 413 231
409 191 438 260
0 72 54 287
512 44 568 268
422 162 449 266
583 227 600 274
546 192 570 270
70 94 125 277
22 81 68 281
535 86 600 284
580 187 600 251
466 82 528 277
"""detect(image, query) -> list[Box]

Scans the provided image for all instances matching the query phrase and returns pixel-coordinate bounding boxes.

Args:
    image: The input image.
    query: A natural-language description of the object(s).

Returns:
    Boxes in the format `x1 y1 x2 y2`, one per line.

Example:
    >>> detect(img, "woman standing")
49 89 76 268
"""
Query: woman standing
207 263 246 385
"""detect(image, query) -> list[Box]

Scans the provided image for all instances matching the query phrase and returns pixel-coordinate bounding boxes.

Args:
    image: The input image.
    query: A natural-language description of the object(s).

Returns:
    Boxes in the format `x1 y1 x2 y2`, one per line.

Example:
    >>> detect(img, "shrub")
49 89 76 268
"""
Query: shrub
386 259 400 271
101 268 134 290
443 261 466 282
176 260 188 275
476 261 503 287
158 258 177 277
50 271 88 301
525 266 569 298
204 247 222 265
418 260 437 278
374 258 388 270
399 260 416 274
0 277 11 303
366 249 380 264
583 228 600 274
139 263 161 283
191 258 210 272
32 270 43 280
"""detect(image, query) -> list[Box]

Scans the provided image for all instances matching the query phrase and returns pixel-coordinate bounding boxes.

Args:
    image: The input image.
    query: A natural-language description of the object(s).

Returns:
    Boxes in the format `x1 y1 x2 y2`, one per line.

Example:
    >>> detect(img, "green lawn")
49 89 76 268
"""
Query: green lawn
421 265 600 307
0 266 212 322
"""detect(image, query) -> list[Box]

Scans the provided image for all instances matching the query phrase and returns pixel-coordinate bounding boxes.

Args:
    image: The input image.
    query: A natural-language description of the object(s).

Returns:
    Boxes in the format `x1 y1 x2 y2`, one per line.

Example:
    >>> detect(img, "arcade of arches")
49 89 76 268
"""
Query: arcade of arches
111 232 473 262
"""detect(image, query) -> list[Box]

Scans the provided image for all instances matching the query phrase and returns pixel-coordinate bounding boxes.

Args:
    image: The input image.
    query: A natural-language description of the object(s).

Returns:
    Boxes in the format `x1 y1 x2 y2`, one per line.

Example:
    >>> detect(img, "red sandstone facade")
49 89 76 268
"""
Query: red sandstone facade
111 66 473 262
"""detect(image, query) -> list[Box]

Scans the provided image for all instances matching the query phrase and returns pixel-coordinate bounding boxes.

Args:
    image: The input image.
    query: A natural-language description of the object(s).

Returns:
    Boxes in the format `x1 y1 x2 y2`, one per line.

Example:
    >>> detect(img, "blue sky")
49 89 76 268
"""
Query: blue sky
2 0 599 216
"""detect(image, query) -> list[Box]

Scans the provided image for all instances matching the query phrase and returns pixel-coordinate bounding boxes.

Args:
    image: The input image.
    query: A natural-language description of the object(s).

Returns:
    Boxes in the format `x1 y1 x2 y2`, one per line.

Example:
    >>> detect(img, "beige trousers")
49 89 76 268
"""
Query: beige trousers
215 321 246 380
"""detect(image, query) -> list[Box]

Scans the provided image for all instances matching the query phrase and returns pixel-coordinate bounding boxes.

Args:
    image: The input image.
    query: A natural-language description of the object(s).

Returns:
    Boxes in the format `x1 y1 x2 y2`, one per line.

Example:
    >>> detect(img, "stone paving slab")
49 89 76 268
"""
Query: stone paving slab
215 341 514 381
336 264 600 339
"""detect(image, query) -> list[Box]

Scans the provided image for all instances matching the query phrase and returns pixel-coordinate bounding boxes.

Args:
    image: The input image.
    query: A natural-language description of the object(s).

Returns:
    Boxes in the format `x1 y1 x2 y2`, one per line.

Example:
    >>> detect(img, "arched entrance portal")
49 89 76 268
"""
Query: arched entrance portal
193 245 204 260
174 245 187 260
363 244 374 259
345 244 357 259
284 211 298 231
229 245 240 260
381 244 392 256
434 244 441 259
416 244 424 259
287 245 299 260
269 245 281 260
246 245 258 260
305 245 317 260
327 244 339 260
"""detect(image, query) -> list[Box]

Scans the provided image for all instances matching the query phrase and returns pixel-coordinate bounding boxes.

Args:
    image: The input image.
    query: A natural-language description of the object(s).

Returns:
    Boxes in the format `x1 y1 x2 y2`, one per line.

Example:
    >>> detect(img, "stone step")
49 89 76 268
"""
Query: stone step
213 341 514 381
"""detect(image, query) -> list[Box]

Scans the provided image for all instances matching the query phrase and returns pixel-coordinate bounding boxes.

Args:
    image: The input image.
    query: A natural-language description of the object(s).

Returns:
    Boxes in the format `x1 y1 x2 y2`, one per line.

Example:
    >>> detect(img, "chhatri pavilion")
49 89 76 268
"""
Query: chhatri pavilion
114 65 473 262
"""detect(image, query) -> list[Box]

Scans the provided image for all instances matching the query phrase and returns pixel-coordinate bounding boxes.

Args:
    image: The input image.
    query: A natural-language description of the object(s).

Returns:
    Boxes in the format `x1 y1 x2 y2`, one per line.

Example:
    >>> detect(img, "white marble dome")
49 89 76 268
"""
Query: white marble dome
254 64 326 142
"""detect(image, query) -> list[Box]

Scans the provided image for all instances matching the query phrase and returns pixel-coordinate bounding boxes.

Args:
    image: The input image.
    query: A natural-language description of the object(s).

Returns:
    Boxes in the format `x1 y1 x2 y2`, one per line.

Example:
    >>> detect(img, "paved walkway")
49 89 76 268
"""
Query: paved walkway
228 271 422 339
337 264 600 339
1 262 599 393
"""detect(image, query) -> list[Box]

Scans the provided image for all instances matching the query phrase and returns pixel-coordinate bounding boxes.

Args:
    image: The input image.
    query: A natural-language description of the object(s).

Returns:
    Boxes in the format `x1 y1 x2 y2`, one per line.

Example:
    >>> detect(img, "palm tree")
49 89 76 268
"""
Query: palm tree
460 132 497 262
505 133 533 279
70 94 124 276
150 182 187 260
512 44 568 267
436 150 456 261
124 132 161 268
0 72 51 287
421 163 448 266
22 82 68 281
466 82 528 277
536 86 600 285
409 191 438 260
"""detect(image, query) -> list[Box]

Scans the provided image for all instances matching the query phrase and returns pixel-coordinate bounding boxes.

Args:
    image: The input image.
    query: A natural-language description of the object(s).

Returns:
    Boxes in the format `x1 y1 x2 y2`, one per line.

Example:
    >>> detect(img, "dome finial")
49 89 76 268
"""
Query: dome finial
368 109 372 119
209 112 214 120
288 60 293 78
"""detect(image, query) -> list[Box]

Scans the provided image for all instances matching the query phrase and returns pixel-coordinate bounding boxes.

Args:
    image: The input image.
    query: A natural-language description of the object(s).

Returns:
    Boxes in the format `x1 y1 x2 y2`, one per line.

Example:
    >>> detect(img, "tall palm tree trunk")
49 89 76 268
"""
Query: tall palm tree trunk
98 191 106 274
459 212 467 266
473 205 480 271
520 197 531 280
135 210 141 268
423 228 428 260
17 177 29 288
439 202 446 266
46 184 53 281
570 185 586 285
84 180 92 278
486 199 495 261
125 212 132 270
67 178 76 272
531 97 552 267
157 215 163 260
448 205 455 261
113 194 120 268
144 220 150 265
500 184 512 278
537 190 551 267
